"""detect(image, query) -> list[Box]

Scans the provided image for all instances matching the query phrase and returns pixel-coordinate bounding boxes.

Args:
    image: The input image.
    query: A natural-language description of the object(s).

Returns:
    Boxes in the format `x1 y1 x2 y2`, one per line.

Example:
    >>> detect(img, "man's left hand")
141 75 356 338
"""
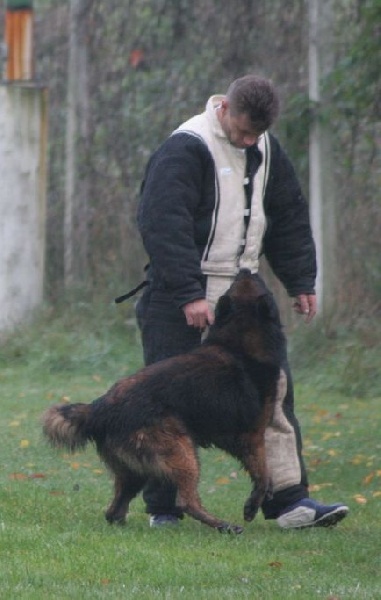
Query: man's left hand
293 294 317 323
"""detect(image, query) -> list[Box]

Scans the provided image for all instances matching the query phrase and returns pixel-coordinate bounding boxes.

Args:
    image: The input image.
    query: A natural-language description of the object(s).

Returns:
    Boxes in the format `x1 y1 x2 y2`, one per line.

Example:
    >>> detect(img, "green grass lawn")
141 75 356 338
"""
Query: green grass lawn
0 303 380 599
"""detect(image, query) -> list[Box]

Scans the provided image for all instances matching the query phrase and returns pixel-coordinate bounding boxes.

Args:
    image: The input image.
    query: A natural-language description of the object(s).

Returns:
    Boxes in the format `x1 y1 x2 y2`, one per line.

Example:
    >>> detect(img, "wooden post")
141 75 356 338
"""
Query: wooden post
4 0 34 81
0 85 48 333
1 1 48 333
64 0 90 288
308 0 323 308
308 0 337 315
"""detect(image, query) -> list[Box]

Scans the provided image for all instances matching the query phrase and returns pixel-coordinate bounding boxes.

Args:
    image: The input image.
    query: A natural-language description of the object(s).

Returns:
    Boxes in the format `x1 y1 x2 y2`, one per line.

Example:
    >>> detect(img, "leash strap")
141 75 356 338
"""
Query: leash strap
114 280 148 304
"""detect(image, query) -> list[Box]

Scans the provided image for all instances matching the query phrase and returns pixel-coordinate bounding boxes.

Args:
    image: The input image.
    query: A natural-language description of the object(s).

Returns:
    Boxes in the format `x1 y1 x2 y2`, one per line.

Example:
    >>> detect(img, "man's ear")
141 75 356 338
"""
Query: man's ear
220 98 229 115
214 295 234 322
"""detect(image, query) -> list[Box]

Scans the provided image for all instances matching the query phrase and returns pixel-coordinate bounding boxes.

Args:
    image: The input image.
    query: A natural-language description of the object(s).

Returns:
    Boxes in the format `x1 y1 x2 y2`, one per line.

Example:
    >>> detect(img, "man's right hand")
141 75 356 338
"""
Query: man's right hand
182 299 215 330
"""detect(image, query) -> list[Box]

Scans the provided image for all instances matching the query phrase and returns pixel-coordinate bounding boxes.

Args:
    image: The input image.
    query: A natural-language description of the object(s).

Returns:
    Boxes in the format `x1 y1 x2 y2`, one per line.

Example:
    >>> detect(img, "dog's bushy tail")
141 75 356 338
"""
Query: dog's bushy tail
42 403 92 452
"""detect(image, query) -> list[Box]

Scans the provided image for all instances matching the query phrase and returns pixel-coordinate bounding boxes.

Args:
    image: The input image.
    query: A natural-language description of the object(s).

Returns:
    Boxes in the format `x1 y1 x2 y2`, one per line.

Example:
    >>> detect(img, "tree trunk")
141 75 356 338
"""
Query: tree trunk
308 0 338 315
64 0 90 288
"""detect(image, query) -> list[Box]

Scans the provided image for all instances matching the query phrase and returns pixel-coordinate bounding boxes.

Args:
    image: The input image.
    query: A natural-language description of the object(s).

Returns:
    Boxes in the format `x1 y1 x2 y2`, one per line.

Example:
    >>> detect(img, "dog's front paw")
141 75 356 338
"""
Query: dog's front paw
105 511 127 526
243 497 260 522
243 506 258 522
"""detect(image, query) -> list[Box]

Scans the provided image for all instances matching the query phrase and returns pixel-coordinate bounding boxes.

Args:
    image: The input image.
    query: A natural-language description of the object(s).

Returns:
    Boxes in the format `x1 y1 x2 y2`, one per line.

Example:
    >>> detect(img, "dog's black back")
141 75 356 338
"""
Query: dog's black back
89 272 284 447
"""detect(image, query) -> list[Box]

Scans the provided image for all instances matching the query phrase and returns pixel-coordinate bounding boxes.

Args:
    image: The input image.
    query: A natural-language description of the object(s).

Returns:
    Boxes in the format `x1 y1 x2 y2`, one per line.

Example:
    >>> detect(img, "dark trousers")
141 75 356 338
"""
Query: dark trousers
135 286 309 519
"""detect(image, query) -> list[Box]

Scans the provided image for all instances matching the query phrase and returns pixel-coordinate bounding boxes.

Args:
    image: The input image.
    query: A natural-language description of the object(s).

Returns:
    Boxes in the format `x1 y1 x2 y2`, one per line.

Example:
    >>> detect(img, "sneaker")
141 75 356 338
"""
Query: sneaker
277 498 349 529
149 514 179 528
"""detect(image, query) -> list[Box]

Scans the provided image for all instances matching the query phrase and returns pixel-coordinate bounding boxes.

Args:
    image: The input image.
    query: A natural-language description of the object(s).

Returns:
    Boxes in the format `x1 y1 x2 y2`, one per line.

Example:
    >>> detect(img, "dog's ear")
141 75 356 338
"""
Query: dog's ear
215 295 234 322
257 294 279 321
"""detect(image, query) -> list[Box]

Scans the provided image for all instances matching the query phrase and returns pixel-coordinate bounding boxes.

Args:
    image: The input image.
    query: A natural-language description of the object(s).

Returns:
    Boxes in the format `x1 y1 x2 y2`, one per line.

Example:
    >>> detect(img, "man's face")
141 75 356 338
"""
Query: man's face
218 100 262 149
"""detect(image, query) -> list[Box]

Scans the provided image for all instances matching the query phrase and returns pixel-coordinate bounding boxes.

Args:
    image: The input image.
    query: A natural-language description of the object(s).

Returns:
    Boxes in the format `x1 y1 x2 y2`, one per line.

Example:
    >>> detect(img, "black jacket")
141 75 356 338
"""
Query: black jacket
138 131 316 308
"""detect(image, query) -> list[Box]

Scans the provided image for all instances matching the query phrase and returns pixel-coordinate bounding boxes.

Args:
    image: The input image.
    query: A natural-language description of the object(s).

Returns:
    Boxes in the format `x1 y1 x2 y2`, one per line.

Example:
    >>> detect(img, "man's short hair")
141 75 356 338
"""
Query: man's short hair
226 75 280 132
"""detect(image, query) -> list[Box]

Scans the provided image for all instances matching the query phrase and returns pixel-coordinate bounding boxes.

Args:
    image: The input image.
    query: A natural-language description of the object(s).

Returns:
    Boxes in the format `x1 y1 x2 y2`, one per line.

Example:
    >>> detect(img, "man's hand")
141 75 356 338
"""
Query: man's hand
293 294 317 323
182 299 215 330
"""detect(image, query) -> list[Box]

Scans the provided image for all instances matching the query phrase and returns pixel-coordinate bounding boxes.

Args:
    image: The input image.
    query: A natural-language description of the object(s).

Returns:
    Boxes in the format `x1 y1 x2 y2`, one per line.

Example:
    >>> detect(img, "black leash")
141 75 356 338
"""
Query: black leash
114 280 148 304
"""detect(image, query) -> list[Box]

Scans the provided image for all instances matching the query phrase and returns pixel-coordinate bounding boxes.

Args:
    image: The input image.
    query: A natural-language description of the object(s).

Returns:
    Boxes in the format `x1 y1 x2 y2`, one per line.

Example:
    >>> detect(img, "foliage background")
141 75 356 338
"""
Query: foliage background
0 0 379 318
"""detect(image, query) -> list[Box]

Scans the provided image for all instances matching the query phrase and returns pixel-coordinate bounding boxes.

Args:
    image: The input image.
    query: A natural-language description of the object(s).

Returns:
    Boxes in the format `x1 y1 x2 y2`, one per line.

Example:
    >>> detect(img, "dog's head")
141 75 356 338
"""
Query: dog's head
208 270 285 364
215 270 279 323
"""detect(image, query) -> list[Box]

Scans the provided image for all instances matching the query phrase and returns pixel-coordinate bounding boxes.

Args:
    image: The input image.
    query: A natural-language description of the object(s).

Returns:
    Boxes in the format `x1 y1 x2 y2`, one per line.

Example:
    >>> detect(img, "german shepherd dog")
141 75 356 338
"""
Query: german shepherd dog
42 270 286 534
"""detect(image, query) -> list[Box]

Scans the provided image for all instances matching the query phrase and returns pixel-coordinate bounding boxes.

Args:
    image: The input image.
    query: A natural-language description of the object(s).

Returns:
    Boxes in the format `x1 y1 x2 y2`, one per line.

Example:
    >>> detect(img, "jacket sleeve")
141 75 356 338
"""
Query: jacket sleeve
137 133 212 308
262 135 317 297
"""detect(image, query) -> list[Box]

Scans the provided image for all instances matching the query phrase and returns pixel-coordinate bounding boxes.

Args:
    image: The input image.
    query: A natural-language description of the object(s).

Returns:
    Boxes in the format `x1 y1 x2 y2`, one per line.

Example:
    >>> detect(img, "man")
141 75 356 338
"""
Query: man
135 74 348 529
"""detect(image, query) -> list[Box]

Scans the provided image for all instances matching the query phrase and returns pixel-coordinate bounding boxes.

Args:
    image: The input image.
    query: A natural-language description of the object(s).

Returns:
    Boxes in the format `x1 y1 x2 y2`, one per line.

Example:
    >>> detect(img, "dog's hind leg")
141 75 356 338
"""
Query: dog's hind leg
162 435 243 534
105 466 147 525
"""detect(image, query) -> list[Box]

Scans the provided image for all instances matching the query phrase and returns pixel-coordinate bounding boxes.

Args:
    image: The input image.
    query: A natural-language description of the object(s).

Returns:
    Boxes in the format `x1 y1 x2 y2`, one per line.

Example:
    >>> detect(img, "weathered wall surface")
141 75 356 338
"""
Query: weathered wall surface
0 84 48 334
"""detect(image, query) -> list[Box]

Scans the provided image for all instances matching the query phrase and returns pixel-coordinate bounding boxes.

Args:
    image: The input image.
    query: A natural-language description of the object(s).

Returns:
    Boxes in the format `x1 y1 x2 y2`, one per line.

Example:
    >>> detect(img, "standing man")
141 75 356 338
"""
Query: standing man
136 74 348 529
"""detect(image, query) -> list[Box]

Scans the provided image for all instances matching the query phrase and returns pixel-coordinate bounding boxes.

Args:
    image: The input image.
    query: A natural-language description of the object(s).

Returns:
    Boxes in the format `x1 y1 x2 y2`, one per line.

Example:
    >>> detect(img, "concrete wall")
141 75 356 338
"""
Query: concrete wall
0 84 48 334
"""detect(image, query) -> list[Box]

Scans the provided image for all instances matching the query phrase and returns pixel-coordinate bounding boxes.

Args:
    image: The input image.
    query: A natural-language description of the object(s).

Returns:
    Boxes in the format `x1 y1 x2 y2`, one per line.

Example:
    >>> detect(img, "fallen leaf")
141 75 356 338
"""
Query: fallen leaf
70 462 80 470
9 420 20 427
10 472 46 481
363 472 375 485
129 49 144 68
350 455 367 465
216 477 230 485
19 439 30 449
313 409 329 423
268 561 282 568
9 473 27 480
309 483 333 492
317 409 329 417
353 494 367 504
372 491 381 498
322 432 341 441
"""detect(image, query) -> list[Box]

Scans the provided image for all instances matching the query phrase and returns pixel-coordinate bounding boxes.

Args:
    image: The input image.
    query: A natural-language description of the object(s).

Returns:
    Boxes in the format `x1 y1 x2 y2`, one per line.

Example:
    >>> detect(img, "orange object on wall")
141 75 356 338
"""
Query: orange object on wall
5 8 34 81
